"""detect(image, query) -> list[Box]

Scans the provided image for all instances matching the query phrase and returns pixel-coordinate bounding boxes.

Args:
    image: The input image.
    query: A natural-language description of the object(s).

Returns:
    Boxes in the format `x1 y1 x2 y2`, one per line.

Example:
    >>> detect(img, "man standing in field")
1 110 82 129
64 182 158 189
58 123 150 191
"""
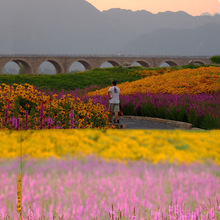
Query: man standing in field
108 80 120 123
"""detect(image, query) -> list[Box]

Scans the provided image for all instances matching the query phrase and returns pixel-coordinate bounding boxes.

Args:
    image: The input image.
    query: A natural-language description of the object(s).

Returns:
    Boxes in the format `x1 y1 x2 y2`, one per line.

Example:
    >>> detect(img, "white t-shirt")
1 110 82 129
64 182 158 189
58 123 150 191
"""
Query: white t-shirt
108 86 120 104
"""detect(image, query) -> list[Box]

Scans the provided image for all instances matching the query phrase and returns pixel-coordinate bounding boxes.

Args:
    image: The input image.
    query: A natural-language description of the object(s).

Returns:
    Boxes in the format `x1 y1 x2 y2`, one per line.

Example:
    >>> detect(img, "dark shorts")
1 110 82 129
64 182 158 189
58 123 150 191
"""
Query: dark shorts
109 103 120 112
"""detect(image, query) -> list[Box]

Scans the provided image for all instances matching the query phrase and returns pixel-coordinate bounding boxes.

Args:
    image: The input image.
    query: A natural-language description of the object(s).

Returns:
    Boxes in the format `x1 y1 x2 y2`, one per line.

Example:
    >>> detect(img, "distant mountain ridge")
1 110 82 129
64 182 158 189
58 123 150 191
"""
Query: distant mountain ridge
0 0 219 55
119 23 220 56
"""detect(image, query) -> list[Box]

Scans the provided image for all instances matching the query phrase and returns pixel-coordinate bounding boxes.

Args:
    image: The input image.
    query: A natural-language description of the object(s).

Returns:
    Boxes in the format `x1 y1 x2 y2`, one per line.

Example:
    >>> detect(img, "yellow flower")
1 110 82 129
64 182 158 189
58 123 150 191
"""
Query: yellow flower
0 130 219 165
17 173 21 214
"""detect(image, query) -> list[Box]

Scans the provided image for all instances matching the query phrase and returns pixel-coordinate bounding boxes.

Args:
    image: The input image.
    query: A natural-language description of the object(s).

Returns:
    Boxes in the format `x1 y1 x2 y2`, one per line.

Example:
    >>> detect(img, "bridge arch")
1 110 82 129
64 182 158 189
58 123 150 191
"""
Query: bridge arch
76 60 92 70
159 60 178 67
66 60 92 73
2 59 32 74
42 59 63 74
68 61 86 73
38 61 56 74
189 60 205 65
132 60 150 67
100 60 120 68
3 61 20 74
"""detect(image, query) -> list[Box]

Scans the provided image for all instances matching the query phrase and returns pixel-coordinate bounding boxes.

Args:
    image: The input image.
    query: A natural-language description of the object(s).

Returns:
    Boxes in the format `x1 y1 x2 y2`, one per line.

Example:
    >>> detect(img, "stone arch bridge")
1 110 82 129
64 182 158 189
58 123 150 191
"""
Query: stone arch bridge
0 55 210 74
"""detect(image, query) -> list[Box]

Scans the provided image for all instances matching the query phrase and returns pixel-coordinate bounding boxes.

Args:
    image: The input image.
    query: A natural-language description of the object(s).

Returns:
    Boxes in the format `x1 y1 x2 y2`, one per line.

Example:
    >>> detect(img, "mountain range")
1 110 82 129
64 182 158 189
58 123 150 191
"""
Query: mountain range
0 0 220 56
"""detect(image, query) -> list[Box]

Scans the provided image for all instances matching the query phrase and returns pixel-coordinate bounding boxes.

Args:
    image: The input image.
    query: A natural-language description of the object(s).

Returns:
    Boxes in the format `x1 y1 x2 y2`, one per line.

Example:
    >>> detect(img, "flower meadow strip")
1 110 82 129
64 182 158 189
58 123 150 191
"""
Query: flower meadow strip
88 66 220 96
0 84 113 130
130 67 173 78
0 159 20 219
1 158 220 219
37 86 220 129
88 92 220 128
0 130 220 164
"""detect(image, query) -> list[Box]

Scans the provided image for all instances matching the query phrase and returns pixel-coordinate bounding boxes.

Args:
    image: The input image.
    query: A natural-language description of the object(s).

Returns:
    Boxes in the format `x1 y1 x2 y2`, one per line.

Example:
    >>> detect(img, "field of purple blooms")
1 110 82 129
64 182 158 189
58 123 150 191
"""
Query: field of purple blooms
87 93 220 129
43 87 220 129
1 158 220 219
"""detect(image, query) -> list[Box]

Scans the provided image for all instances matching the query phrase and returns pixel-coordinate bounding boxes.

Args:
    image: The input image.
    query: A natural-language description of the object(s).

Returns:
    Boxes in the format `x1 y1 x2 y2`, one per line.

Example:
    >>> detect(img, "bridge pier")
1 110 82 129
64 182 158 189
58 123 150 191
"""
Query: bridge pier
0 63 4 74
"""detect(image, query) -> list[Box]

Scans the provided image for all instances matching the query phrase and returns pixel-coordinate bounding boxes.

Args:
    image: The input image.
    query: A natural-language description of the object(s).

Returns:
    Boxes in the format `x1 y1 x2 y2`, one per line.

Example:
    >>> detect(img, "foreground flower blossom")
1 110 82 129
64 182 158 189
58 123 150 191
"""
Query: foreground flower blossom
1 158 220 219
0 130 219 164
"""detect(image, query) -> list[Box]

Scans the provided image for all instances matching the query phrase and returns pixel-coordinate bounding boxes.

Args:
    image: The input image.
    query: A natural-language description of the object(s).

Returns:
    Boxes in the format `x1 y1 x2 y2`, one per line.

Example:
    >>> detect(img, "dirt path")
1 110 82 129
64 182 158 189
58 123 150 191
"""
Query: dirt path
115 116 194 130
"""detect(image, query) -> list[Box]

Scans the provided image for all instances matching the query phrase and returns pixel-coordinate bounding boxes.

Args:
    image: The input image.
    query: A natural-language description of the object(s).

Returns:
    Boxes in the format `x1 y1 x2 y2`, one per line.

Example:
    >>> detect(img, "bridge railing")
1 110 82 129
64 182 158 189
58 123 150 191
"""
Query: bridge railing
0 54 211 58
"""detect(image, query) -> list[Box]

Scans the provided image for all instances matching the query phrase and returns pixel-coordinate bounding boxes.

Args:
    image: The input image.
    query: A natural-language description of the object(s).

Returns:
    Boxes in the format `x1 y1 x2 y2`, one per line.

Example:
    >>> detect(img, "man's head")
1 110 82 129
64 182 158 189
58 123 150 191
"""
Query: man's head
112 81 116 86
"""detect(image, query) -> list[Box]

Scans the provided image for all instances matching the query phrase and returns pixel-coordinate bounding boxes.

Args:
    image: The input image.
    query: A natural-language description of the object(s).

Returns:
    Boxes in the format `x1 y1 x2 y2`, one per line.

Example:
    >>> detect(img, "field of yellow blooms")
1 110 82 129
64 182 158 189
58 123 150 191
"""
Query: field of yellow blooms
0 83 113 129
130 67 174 77
88 66 220 96
0 129 220 164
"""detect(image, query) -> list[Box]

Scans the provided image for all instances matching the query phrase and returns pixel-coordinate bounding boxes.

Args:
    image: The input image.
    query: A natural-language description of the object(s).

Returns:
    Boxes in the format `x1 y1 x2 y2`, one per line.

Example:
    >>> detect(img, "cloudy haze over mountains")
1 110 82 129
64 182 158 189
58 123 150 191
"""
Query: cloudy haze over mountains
0 0 220 56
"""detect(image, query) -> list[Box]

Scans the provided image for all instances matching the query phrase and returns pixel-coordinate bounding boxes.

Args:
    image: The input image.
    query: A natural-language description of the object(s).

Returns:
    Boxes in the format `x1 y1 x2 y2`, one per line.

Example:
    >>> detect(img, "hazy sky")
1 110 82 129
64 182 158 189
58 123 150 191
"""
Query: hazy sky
87 0 220 16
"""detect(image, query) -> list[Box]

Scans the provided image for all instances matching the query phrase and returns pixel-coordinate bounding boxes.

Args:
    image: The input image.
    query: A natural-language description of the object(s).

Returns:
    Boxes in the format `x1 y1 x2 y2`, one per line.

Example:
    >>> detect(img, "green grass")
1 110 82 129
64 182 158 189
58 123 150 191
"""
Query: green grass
0 66 144 92
0 64 209 92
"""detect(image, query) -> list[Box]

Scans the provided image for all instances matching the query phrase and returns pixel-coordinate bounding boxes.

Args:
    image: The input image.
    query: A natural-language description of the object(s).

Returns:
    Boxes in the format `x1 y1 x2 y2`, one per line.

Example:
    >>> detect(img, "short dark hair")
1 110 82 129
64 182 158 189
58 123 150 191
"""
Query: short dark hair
112 81 116 86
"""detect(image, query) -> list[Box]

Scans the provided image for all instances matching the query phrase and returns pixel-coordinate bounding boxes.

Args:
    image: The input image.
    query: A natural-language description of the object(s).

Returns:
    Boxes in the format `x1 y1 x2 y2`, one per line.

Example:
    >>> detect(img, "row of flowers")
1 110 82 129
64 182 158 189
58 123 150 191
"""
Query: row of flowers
88 66 220 96
85 66 220 129
0 129 219 164
1 86 219 130
1 158 220 219
0 84 113 130
87 92 220 129
129 67 174 77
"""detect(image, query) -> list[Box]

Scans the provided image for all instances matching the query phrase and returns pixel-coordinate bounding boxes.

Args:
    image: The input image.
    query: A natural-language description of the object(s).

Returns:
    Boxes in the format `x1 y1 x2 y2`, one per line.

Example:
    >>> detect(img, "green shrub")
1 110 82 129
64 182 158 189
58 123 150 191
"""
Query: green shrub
210 55 220 64
122 102 135 115
140 102 156 117
176 106 188 122
200 114 220 129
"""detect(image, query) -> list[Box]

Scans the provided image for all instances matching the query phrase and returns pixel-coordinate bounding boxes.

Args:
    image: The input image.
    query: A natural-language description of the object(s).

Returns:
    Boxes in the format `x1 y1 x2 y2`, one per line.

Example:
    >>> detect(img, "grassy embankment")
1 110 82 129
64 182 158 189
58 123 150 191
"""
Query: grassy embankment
0 65 205 92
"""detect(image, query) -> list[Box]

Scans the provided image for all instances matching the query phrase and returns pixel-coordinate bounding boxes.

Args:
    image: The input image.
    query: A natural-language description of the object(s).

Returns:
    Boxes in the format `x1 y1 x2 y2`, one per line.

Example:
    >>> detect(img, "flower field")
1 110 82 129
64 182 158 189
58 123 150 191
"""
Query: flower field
88 92 220 129
0 129 220 219
88 67 220 95
0 84 113 130
87 66 220 129
1 66 220 129
1 157 220 219
0 129 220 164
0 66 220 219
